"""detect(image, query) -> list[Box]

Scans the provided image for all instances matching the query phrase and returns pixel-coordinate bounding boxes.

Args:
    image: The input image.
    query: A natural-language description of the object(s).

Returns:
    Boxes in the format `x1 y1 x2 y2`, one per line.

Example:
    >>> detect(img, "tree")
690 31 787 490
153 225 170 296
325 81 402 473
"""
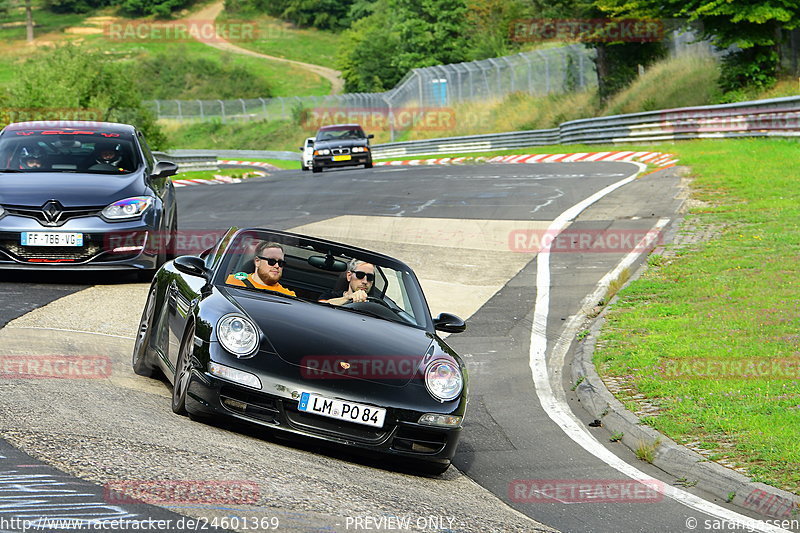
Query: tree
338 0 471 92
3 44 166 148
528 0 666 101
597 0 800 90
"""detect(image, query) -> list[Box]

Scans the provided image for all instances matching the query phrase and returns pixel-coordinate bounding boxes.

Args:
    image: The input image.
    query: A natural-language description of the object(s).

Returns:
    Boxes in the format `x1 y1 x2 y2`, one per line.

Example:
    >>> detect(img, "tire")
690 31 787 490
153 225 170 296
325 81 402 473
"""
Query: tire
312 165 322 173
131 286 158 377
301 165 309 171
365 158 373 169
171 322 196 415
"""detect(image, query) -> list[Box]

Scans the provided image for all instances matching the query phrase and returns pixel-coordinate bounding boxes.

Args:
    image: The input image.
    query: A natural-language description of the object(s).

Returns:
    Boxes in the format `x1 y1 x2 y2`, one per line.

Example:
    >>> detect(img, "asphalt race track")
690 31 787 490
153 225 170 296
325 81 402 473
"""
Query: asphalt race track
0 162 787 533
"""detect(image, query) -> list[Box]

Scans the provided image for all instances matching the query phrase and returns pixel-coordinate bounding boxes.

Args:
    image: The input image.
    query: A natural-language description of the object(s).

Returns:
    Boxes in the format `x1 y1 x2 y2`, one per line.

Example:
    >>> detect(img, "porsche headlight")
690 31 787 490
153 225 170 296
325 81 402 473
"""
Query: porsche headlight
424 360 463 402
102 196 154 220
217 314 259 357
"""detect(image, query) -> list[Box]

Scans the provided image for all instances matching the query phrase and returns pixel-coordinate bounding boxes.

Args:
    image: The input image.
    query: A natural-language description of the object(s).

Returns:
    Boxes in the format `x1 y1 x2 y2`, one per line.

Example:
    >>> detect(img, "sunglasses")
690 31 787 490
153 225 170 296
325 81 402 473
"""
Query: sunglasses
351 271 375 282
257 256 286 267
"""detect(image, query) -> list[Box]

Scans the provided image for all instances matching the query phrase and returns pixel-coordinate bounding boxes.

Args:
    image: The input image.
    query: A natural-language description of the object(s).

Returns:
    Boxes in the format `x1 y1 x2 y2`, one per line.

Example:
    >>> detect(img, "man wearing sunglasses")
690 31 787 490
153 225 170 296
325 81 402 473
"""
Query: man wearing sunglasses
318 260 375 306
226 241 296 296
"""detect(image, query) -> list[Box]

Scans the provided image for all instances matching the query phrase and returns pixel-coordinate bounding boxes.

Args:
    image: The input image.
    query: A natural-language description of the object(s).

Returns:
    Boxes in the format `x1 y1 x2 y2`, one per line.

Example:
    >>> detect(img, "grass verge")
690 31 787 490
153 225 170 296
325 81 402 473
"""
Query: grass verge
591 138 800 493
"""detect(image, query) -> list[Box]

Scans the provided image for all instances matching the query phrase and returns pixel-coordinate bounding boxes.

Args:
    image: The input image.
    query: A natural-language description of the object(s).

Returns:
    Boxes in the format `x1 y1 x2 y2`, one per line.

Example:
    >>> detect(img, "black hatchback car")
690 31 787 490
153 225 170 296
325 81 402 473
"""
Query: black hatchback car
311 123 374 173
0 121 178 279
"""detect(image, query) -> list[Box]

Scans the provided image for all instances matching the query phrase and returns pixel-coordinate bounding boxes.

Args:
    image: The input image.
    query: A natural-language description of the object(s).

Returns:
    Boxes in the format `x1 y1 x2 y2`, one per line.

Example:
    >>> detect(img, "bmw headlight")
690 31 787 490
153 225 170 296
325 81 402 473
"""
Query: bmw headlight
315 149 330 156
102 196 154 220
217 314 259 357
352 147 369 153
424 360 463 402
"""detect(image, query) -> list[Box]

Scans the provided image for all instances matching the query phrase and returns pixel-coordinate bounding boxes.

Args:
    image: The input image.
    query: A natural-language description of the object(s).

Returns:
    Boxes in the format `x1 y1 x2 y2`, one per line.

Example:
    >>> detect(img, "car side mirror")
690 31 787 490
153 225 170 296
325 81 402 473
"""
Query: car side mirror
433 313 466 333
152 161 179 178
367 134 374 139
174 255 212 280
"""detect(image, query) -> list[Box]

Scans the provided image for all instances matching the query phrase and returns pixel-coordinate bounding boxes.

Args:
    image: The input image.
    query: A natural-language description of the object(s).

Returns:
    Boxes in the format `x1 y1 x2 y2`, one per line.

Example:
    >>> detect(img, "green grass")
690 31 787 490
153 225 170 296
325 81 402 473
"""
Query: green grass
0 5 332 98
173 168 266 180
216 12 341 66
591 138 800 493
162 117 312 151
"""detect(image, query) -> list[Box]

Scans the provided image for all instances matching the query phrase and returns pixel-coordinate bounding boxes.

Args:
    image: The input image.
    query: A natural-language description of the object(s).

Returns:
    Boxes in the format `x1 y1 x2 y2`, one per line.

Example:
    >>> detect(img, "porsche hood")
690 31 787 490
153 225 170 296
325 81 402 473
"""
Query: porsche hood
222 288 434 386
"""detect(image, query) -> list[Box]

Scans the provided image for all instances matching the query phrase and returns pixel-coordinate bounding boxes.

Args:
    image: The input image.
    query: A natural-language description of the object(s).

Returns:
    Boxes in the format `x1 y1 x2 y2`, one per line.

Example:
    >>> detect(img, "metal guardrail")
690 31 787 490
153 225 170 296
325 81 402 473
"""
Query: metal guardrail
369 95 800 159
154 151 218 171
162 96 800 162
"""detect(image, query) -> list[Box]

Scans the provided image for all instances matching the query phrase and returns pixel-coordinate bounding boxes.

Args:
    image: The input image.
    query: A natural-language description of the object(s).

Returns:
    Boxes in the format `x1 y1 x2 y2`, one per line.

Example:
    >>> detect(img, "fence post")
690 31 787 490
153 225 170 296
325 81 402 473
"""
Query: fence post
197 100 204 120
258 97 266 117
218 100 225 123
175 100 182 121
535 50 550 94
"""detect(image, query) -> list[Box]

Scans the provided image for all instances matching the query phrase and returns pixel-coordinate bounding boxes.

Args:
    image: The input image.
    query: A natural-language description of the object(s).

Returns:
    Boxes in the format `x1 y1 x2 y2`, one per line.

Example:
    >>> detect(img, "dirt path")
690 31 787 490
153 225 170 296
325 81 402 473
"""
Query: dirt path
189 2 344 94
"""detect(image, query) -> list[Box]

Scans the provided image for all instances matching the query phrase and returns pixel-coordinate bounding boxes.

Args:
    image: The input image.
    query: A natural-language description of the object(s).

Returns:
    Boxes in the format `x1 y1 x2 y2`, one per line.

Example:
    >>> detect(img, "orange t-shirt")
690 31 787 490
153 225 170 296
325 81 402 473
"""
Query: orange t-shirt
225 273 296 297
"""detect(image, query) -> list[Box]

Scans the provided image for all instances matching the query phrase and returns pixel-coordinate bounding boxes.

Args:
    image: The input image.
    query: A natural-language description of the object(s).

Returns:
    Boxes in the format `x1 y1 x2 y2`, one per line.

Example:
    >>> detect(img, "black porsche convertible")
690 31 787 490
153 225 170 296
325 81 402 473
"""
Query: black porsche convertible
132 227 468 474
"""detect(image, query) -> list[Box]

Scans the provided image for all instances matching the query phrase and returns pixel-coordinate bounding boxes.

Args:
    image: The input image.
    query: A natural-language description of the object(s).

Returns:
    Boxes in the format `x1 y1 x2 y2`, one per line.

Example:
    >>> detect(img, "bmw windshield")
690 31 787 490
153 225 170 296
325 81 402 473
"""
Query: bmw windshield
0 129 141 174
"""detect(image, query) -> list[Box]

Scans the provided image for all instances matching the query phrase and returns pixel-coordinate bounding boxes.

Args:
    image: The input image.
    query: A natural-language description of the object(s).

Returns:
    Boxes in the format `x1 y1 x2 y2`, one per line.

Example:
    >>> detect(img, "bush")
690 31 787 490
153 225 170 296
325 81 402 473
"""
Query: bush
133 50 273 100
43 0 112 14
119 0 193 18
3 44 166 149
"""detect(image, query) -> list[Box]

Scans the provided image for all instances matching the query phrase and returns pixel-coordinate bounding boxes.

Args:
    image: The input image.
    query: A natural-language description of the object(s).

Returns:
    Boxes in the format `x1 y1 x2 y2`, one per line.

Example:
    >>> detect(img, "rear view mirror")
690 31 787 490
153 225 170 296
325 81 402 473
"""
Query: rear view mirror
308 255 348 272
433 313 466 333
174 255 212 279
152 161 179 178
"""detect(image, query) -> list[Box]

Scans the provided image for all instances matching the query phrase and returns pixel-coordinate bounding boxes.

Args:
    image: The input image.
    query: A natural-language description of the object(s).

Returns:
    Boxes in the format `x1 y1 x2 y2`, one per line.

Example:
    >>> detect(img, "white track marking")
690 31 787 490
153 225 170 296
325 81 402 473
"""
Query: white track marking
529 163 790 532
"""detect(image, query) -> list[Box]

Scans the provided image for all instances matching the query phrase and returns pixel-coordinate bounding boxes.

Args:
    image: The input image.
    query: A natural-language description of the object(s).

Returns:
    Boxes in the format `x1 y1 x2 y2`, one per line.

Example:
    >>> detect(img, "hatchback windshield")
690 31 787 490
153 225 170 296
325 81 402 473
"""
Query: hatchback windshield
0 129 140 174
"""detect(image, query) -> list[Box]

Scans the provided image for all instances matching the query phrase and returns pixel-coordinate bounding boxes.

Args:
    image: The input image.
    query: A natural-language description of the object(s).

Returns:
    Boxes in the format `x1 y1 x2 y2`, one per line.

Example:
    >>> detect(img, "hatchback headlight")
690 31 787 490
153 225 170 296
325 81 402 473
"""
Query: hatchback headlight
424 360 463 402
0 205 5 218
217 314 259 357
102 196 154 220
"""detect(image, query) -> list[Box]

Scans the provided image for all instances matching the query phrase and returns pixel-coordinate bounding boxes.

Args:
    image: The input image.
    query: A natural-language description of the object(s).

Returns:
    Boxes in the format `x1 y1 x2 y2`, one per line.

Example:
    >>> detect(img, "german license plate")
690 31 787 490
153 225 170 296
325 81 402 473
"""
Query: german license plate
333 155 351 162
21 232 83 247
298 392 386 428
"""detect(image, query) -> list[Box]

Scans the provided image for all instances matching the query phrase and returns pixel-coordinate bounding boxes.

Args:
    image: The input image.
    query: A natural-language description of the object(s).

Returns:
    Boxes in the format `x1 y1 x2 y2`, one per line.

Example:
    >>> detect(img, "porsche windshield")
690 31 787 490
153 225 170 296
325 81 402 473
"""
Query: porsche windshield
0 130 140 174
218 230 431 329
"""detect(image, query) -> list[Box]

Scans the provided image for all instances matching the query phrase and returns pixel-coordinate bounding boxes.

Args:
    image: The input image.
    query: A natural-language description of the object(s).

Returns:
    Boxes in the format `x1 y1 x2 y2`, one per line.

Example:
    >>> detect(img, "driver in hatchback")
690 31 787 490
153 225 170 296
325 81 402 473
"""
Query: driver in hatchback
318 260 375 306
